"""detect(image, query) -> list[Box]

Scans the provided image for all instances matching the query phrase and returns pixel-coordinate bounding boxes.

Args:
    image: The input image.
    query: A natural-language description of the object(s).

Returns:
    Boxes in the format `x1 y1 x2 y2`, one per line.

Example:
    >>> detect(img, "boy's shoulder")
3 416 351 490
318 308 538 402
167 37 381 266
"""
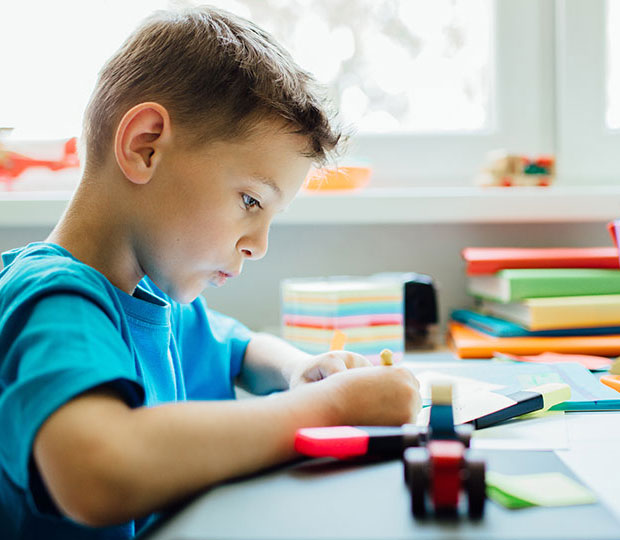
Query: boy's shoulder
0 242 122 325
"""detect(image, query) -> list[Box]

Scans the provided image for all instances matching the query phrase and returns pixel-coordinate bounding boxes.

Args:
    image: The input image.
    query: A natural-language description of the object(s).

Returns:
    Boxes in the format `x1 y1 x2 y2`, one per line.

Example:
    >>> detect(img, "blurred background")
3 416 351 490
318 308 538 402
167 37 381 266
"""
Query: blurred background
0 0 617 334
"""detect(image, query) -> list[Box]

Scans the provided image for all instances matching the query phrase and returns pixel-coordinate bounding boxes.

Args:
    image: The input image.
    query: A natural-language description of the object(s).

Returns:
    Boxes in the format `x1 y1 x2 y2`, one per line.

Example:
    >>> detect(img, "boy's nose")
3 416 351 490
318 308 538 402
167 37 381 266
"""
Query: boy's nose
238 225 269 260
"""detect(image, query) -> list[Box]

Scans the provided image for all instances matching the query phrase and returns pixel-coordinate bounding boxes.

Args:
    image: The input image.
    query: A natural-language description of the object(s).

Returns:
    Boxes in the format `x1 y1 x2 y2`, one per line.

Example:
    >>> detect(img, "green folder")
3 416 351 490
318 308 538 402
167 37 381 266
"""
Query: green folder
468 268 620 303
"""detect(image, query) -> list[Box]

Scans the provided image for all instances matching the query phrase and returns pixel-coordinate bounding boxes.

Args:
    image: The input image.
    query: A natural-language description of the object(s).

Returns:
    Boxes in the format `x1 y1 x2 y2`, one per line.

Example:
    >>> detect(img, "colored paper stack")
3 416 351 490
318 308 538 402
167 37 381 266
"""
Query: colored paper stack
448 244 620 358
281 276 405 363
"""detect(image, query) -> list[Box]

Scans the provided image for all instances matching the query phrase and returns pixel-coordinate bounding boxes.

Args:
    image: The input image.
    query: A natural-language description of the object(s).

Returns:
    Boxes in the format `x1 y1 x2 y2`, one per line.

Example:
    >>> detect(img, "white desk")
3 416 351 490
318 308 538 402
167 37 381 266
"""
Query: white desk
558 412 620 521
141 355 620 540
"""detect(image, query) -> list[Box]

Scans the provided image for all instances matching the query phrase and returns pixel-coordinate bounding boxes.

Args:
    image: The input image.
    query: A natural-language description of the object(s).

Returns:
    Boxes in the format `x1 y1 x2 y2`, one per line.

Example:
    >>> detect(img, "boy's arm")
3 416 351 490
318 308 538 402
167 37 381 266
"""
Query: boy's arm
34 364 420 528
236 332 373 395
235 332 311 394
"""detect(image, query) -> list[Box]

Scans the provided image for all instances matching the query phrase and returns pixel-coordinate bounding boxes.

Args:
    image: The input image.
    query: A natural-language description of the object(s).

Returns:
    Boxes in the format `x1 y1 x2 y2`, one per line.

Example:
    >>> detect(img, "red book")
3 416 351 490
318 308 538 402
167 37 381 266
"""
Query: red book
462 247 619 275
608 220 620 250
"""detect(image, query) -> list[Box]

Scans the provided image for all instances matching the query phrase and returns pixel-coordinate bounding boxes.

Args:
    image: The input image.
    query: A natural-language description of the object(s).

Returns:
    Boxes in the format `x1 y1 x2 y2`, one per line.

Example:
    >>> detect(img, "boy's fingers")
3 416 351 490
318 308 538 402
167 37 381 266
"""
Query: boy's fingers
392 365 420 389
319 356 349 376
343 352 373 369
409 399 423 423
297 356 347 385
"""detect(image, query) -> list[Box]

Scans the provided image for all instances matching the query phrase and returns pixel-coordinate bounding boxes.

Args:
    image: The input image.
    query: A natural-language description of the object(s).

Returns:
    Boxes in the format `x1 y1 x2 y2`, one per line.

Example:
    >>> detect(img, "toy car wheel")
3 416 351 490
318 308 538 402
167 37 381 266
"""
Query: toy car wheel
402 425 425 449
455 424 474 448
402 427 425 484
464 458 486 519
404 447 428 517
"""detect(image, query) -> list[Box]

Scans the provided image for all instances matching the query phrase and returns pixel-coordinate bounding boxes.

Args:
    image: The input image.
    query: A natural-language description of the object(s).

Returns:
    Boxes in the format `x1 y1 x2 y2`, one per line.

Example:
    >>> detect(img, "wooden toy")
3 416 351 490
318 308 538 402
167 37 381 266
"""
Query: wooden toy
403 384 486 519
476 150 555 187
380 348 393 366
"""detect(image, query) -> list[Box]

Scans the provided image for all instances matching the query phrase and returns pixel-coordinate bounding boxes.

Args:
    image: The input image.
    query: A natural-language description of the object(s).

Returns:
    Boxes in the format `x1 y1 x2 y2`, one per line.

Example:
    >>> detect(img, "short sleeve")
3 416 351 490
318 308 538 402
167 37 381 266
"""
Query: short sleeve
0 293 144 492
173 295 253 400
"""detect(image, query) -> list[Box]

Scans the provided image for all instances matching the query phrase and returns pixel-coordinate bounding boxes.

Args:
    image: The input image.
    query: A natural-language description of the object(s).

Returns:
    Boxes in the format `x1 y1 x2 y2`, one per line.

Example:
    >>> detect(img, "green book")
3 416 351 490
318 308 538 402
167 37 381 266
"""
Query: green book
468 268 620 303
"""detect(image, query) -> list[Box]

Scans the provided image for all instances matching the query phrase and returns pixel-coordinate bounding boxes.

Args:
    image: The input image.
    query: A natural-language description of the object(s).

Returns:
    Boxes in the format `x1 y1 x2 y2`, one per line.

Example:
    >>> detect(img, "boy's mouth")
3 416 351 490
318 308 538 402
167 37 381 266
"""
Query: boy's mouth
213 270 236 287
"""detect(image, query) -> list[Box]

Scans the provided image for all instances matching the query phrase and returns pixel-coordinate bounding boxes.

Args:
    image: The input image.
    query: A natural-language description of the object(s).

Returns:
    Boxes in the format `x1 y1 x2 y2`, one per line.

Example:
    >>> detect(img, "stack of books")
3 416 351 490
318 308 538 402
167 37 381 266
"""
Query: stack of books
281 276 405 363
448 246 620 358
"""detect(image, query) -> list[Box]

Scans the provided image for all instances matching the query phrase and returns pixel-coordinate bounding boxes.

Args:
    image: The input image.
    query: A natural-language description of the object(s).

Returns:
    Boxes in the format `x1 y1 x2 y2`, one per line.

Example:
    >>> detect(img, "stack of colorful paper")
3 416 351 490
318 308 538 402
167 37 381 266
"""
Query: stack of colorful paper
448 243 620 358
281 276 405 363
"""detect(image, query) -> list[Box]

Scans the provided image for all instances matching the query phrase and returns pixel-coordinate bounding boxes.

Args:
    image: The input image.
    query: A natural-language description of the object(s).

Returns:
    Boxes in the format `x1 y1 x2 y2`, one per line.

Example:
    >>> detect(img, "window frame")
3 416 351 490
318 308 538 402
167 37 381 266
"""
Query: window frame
347 0 556 187
555 0 620 184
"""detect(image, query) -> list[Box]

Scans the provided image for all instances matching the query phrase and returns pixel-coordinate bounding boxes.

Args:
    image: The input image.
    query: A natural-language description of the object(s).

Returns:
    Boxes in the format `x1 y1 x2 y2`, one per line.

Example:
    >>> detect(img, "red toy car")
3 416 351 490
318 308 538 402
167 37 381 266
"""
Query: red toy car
403 384 486 519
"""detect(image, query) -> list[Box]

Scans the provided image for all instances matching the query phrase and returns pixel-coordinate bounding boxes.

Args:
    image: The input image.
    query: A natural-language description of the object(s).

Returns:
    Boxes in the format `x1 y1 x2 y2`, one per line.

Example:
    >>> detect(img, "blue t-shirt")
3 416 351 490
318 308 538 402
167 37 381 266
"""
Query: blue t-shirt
0 242 253 539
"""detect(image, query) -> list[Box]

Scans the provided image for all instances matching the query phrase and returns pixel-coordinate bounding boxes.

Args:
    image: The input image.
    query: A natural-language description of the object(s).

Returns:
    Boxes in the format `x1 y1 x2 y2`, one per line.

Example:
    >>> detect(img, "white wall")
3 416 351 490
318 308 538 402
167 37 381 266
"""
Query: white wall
0 221 611 335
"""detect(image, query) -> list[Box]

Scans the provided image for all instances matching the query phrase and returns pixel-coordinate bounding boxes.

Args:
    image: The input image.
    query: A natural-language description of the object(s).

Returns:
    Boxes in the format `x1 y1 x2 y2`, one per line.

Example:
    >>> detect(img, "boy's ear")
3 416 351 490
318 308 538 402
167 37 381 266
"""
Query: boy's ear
114 102 171 185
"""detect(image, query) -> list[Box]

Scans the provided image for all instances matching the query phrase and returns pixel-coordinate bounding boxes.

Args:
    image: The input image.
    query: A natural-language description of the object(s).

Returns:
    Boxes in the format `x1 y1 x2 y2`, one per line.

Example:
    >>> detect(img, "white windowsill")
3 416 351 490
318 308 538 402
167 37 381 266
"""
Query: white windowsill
1 185 619 227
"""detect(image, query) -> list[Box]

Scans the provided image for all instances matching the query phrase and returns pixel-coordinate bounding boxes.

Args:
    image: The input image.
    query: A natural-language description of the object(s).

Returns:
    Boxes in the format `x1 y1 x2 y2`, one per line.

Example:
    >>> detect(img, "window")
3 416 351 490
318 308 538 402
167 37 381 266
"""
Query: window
212 0 494 134
0 1 616 187
0 0 168 139
606 0 620 129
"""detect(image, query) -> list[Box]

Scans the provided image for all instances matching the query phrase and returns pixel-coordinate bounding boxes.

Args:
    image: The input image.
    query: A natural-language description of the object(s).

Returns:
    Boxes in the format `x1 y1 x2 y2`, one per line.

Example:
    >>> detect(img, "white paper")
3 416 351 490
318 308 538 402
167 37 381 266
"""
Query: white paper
472 411 569 450
411 369 504 401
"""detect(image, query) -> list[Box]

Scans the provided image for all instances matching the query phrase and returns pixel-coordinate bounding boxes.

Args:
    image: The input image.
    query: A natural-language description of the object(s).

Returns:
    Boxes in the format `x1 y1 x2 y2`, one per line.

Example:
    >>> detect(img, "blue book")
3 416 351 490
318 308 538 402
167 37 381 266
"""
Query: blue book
451 309 620 338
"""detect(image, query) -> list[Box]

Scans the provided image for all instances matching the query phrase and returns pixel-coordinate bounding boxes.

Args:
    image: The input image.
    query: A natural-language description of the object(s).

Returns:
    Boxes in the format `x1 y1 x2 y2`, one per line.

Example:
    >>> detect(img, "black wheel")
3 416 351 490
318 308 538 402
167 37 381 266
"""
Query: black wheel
404 447 428 517
464 458 486 519
402 425 425 449
455 424 474 448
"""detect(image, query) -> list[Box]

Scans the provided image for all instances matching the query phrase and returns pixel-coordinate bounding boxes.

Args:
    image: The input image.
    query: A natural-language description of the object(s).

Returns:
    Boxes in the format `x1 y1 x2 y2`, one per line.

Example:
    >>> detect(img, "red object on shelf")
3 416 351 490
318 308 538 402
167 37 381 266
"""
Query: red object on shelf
535 155 555 168
0 138 80 189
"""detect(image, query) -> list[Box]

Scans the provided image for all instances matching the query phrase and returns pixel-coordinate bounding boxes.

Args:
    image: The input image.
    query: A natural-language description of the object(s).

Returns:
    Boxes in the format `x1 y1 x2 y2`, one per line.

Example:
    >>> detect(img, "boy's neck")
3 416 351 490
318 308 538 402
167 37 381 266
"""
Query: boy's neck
46 176 145 296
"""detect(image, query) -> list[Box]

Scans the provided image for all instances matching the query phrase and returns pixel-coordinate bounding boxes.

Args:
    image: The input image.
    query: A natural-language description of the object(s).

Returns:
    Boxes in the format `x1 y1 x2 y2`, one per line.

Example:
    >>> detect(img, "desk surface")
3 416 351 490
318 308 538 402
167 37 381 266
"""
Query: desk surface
141 355 620 540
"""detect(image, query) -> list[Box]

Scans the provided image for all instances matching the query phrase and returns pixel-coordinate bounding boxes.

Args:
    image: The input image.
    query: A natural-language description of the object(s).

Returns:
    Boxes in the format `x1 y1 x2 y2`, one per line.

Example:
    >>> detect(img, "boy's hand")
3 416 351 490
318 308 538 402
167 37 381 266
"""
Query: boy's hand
288 350 373 389
310 365 422 426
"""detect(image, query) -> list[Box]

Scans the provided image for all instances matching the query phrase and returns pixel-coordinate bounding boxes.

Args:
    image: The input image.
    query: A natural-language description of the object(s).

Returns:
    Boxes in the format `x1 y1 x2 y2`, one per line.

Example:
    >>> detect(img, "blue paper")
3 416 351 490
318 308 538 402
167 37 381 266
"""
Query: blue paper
451 309 620 338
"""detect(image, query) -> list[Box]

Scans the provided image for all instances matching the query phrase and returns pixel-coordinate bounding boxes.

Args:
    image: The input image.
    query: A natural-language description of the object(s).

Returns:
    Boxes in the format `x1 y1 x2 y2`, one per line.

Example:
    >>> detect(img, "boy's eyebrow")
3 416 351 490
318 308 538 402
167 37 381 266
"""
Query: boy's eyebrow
251 175 282 198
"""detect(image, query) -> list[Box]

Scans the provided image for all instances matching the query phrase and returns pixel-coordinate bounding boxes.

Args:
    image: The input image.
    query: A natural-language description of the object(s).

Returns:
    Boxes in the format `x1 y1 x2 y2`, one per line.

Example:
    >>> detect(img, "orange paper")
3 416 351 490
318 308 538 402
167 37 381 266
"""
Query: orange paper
447 322 620 359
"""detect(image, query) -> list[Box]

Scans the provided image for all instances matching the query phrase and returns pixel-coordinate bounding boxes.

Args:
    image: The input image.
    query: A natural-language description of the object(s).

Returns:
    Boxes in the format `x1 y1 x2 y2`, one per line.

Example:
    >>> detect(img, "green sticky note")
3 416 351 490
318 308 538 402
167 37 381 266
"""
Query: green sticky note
486 471 597 509
485 485 533 509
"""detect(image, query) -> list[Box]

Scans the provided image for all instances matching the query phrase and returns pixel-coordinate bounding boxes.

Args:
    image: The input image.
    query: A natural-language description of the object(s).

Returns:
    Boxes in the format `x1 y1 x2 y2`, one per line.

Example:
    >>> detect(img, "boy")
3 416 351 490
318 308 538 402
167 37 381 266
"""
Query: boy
0 7 421 539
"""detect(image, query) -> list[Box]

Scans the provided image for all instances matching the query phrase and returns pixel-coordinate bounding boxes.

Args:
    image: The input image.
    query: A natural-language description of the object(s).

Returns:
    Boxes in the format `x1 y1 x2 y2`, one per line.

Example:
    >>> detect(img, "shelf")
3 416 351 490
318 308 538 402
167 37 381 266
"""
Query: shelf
279 186 620 224
1 185 620 227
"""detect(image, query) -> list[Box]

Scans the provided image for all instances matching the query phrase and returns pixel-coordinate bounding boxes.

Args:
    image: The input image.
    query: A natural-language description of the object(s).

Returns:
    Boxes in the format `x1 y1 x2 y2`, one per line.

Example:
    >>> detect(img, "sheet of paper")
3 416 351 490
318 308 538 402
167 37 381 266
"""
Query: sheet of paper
414 405 569 450
471 411 569 450
404 360 620 411
558 440 620 522
486 471 597 508
411 369 504 401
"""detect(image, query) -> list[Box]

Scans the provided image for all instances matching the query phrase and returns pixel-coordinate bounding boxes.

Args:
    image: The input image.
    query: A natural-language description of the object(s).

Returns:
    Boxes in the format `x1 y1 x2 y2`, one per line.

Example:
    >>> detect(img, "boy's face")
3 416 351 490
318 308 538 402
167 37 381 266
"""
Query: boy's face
136 120 313 303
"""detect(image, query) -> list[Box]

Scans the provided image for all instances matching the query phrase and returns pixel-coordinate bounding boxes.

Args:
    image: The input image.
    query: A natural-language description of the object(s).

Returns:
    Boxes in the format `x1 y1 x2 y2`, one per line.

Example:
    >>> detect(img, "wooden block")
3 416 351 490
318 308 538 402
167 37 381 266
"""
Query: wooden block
431 383 453 405
380 349 393 366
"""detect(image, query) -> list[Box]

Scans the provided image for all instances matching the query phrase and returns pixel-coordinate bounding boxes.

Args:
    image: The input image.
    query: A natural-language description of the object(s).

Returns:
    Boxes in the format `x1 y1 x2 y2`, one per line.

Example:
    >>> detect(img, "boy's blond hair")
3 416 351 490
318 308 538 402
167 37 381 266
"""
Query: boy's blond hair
82 6 343 172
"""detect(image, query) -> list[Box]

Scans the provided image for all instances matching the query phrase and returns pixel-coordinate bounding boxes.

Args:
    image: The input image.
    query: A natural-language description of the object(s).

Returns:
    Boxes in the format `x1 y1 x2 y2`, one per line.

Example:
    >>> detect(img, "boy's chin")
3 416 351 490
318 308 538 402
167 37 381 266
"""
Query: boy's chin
165 281 204 305
167 273 229 303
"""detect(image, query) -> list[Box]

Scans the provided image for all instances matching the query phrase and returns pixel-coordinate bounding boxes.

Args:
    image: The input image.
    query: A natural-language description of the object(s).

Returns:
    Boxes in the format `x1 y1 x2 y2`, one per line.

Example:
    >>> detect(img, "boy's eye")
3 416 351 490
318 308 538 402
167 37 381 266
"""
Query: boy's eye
242 193 261 210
